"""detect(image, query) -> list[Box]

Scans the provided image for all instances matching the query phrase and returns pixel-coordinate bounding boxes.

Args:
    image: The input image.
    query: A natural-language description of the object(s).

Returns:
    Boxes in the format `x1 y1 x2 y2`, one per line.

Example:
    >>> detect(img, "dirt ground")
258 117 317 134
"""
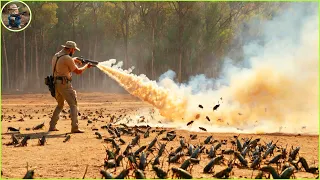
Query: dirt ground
1 93 319 179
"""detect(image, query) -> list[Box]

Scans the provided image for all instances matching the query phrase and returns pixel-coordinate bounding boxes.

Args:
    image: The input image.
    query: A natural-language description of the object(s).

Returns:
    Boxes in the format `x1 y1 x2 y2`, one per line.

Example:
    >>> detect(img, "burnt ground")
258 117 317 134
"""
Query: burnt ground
1 93 319 178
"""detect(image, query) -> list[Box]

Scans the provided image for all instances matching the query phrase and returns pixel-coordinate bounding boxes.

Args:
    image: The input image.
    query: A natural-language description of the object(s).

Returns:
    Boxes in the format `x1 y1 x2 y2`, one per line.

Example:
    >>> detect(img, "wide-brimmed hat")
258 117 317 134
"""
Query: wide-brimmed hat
8 4 20 10
61 41 80 51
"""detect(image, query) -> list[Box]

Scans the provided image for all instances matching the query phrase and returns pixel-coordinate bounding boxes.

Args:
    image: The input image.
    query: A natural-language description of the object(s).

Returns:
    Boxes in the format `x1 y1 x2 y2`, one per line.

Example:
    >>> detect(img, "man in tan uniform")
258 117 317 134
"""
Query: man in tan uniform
49 41 92 133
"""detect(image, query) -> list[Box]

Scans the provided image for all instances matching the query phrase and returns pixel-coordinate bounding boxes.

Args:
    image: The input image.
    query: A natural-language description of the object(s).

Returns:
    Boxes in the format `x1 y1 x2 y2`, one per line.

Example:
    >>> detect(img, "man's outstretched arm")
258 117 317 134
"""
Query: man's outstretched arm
67 57 92 75
73 64 91 74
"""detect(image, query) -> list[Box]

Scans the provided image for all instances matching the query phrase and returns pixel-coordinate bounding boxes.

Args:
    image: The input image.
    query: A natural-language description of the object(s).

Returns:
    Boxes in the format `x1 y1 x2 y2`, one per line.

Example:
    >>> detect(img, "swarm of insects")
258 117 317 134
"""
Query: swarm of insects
94 125 318 179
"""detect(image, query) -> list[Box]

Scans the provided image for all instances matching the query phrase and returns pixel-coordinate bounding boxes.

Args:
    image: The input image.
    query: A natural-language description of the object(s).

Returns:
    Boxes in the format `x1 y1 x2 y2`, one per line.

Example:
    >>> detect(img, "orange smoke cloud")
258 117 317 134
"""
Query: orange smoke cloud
97 7 318 134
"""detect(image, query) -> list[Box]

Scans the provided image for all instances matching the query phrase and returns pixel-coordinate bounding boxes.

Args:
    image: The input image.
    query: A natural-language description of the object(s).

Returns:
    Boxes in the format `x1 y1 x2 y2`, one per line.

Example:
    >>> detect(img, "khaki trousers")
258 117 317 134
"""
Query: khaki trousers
49 79 79 131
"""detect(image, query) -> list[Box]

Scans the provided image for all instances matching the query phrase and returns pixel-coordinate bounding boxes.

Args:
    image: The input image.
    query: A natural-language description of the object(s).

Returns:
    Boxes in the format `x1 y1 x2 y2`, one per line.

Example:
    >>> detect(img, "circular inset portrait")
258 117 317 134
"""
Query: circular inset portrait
1 0 32 32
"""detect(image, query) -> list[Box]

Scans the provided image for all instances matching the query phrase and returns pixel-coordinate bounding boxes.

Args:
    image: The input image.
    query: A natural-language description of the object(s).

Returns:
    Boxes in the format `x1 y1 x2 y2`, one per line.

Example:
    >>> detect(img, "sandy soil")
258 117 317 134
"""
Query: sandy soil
1 93 318 179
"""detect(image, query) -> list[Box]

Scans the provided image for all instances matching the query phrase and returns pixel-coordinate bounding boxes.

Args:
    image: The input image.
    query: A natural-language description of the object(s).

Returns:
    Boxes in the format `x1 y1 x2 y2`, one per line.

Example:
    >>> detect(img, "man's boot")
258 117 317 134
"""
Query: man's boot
49 128 59 131
71 129 85 133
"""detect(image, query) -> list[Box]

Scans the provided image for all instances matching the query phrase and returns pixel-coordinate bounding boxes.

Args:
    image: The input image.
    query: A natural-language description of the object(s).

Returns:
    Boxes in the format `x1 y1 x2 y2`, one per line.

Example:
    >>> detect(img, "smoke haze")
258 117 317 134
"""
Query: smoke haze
97 3 319 135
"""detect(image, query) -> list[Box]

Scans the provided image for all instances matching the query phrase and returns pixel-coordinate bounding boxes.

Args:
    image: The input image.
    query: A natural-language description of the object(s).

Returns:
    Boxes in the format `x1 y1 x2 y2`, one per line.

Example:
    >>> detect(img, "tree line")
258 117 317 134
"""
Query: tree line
1 1 290 93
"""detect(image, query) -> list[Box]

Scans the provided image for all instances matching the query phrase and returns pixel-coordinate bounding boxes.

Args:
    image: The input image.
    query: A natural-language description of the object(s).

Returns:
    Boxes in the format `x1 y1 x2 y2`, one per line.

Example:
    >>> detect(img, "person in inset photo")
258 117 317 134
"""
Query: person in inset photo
8 4 23 28
2 2 30 30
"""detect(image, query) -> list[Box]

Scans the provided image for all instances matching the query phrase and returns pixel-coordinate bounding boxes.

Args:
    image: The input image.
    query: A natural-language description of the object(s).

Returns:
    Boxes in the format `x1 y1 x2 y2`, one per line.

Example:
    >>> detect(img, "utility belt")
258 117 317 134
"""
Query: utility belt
54 76 72 84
